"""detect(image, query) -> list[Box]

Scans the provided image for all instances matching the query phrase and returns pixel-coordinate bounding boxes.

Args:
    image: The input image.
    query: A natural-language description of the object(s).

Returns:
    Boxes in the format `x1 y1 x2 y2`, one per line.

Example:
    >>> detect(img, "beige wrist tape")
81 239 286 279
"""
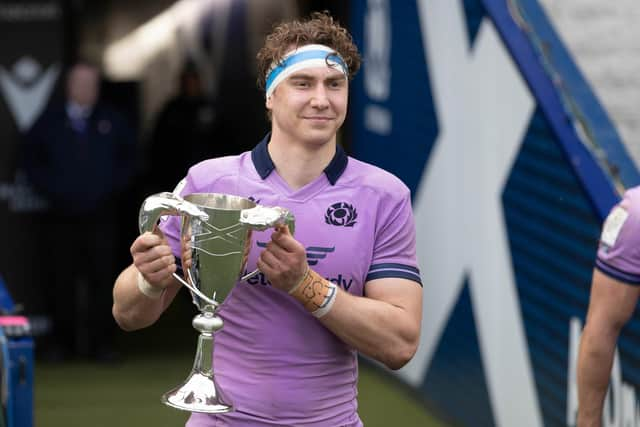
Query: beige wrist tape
288 266 310 296
289 269 337 318
137 271 165 299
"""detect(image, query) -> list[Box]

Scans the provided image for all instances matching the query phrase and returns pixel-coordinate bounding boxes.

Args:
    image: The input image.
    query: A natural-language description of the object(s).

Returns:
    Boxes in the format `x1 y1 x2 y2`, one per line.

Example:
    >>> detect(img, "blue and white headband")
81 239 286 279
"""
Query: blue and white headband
265 44 348 99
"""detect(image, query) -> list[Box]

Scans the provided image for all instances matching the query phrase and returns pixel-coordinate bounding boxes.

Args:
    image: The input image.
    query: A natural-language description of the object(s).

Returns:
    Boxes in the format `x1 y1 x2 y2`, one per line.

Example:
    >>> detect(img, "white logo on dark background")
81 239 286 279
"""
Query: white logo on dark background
401 1 540 426
0 56 60 131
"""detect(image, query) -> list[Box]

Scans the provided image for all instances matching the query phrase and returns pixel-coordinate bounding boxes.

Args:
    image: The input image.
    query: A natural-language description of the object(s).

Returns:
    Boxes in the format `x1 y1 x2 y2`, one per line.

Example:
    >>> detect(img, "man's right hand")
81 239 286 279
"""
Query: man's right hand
130 230 176 291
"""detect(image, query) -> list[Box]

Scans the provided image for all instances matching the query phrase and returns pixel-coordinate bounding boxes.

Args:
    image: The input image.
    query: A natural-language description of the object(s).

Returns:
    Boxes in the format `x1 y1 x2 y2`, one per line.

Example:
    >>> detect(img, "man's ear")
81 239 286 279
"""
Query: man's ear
266 95 273 110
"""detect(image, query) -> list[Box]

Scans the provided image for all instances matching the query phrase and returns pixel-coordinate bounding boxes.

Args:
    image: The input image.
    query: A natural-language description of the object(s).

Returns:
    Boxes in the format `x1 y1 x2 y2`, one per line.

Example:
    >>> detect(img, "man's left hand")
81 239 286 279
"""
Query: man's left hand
257 225 308 292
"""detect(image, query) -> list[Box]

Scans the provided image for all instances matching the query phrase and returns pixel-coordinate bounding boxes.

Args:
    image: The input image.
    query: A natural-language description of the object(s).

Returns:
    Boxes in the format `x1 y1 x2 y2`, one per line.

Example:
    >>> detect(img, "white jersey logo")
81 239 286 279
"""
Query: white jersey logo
600 206 628 248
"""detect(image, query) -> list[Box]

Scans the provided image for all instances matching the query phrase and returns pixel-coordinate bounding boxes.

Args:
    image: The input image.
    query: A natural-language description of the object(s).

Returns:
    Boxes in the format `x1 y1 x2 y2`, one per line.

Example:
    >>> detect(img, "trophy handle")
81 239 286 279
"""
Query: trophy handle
138 192 209 234
138 192 217 305
172 272 218 308
239 206 296 281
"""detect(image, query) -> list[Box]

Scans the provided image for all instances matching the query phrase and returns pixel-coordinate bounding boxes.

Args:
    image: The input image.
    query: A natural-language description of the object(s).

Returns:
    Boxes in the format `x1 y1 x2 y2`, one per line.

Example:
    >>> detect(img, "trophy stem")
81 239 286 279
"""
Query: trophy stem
161 310 233 413
194 329 214 375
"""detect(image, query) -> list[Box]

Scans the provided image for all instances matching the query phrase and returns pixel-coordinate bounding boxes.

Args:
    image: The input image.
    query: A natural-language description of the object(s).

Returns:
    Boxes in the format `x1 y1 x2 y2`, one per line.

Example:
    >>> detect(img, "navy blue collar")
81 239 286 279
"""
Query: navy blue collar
251 133 348 185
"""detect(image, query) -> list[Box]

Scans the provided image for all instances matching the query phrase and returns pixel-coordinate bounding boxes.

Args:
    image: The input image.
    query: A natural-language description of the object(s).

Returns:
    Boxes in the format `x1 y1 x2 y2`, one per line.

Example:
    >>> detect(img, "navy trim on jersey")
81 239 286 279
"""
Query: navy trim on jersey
595 258 640 285
366 270 423 286
251 134 276 179
251 133 349 185
369 263 420 274
323 144 348 185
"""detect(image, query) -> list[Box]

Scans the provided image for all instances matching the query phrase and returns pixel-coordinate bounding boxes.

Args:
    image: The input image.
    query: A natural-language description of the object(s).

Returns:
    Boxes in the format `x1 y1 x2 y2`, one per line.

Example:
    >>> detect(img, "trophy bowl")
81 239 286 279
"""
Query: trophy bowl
138 192 294 413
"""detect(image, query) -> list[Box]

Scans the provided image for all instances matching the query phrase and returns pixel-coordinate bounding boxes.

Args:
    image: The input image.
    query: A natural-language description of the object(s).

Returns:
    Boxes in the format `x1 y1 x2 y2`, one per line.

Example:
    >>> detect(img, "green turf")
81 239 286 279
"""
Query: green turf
35 354 445 427
35 355 191 427
34 297 446 426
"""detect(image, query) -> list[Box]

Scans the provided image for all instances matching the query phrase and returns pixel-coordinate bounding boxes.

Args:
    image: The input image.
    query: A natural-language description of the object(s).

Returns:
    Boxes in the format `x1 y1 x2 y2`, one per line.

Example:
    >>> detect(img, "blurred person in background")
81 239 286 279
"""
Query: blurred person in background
113 12 422 426
146 61 221 194
24 61 136 362
577 186 640 426
145 0 273 195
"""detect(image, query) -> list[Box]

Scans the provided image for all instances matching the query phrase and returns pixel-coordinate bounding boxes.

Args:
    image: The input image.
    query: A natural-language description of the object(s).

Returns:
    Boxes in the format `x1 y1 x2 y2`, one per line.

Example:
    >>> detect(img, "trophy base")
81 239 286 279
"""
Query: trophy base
161 371 233 414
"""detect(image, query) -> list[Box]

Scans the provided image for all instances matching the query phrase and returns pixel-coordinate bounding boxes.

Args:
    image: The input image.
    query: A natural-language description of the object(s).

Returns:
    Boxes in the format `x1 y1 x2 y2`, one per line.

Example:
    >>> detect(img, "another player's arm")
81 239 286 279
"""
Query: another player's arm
112 232 182 331
577 269 640 427
259 226 422 370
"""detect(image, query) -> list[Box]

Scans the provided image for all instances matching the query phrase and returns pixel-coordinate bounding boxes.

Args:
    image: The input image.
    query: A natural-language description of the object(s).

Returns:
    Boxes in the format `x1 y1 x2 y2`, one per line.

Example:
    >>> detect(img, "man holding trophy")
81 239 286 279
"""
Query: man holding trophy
112 12 423 427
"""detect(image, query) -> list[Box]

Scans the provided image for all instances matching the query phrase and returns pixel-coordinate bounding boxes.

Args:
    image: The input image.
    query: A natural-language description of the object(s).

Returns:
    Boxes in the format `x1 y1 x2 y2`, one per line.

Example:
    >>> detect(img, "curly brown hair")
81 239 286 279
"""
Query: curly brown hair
256 11 361 92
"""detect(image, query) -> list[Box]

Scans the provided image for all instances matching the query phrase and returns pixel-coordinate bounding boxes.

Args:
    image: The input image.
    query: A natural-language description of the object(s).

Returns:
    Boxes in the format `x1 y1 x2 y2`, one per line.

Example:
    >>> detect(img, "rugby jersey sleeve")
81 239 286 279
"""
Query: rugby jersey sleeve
367 187 422 286
595 188 640 285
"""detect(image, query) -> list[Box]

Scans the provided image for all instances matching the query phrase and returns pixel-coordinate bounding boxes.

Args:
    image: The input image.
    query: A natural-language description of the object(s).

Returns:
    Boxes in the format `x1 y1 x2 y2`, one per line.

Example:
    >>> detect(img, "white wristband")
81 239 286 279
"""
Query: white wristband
137 272 165 299
312 282 337 318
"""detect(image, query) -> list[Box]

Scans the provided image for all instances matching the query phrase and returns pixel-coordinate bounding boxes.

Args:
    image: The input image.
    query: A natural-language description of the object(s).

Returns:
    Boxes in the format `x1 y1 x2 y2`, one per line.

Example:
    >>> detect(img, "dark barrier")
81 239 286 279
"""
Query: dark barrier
0 275 34 427
0 0 66 319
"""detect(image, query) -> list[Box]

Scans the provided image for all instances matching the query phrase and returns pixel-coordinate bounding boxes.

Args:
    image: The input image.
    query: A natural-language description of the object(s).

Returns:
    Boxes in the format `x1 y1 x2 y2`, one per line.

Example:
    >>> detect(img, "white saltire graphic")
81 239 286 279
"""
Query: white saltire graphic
0 56 60 132
195 222 246 256
397 1 541 425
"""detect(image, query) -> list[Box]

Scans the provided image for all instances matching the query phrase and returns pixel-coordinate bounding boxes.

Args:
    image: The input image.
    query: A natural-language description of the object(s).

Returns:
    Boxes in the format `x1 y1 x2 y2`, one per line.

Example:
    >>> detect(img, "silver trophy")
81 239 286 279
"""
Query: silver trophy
138 192 294 413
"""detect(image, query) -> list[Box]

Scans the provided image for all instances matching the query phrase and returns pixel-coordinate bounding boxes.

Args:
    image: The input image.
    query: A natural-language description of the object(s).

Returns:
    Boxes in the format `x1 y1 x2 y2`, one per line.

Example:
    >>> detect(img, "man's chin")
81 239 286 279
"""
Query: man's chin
302 132 335 146
304 125 338 141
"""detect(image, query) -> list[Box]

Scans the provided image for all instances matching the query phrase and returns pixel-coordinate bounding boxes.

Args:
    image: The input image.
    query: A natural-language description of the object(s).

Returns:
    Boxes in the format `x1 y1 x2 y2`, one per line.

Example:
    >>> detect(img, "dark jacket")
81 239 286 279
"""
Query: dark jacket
24 102 136 214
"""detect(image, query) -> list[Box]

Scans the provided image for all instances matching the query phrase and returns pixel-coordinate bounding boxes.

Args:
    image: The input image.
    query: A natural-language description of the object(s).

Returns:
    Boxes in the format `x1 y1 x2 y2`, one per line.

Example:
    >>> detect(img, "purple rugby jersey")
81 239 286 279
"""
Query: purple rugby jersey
596 186 640 284
160 135 422 426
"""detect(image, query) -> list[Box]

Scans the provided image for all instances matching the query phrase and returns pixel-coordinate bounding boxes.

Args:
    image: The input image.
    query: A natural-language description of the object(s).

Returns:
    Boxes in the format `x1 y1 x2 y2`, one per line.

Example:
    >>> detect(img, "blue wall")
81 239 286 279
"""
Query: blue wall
350 1 640 425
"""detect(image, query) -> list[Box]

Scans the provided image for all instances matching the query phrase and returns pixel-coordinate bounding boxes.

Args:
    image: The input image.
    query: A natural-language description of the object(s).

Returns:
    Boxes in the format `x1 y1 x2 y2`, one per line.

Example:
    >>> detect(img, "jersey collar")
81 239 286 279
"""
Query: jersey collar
251 133 348 185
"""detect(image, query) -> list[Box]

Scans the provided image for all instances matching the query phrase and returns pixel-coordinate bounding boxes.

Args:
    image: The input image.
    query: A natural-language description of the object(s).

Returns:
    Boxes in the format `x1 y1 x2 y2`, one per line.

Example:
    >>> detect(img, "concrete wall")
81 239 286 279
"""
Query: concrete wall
539 0 640 167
